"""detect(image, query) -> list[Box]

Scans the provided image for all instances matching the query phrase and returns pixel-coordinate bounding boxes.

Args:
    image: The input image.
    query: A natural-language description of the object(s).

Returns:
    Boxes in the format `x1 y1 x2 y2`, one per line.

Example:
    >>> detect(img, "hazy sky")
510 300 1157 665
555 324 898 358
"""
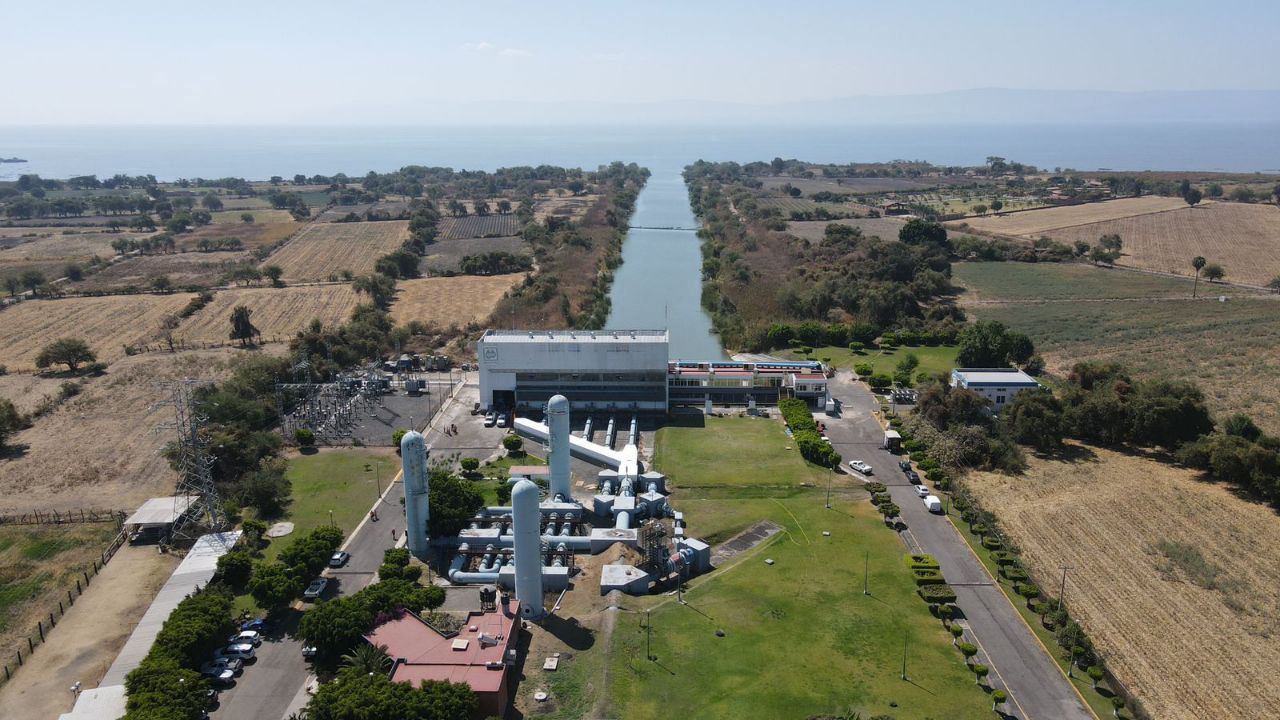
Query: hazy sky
4 0 1277 124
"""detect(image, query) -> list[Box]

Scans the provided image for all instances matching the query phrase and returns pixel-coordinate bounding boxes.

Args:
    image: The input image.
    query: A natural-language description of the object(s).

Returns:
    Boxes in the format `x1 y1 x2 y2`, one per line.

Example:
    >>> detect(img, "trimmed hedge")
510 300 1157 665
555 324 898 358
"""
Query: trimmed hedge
779 398 841 468
982 536 1003 550
871 492 892 506
865 481 887 494
905 553 940 570
920 583 958 604
971 523 988 536
990 550 1018 566
913 568 946 586
1002 567 1029 583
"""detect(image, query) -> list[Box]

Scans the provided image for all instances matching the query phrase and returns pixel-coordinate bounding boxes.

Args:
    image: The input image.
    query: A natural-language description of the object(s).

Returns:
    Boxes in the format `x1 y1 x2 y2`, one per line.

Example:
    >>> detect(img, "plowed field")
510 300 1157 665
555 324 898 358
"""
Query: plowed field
957 196 1192 236
390 274 520 328
175 284 361 343
263 220 408 281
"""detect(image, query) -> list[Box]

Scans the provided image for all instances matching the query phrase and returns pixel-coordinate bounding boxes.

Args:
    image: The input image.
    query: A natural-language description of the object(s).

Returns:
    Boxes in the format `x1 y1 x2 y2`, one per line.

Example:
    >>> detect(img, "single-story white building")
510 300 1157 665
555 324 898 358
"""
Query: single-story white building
950 368 1042 410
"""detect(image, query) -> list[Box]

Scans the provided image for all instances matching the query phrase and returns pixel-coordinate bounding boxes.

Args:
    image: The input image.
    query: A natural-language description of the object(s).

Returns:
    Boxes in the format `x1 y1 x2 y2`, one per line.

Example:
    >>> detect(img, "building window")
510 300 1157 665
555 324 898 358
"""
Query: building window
996 396 1005 404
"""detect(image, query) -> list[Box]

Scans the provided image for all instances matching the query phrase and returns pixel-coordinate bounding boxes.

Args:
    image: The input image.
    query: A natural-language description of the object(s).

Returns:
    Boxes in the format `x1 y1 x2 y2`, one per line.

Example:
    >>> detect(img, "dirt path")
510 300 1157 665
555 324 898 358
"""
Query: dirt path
0 544 177 720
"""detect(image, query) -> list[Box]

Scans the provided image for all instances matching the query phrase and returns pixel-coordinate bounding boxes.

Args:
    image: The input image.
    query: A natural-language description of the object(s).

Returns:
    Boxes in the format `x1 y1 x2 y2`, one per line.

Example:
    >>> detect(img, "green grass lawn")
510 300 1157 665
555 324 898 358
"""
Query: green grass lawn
605 417 992 719
258 447 397 563
954 260 1280 435
781 344 958 381
652 415 832 493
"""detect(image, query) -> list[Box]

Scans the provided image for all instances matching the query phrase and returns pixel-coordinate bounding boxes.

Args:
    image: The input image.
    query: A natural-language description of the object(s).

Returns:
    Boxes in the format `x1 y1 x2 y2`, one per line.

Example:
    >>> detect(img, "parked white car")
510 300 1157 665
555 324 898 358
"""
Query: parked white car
847 460 874 475
915 486 930 498
216 643 256 661
228 630 262 646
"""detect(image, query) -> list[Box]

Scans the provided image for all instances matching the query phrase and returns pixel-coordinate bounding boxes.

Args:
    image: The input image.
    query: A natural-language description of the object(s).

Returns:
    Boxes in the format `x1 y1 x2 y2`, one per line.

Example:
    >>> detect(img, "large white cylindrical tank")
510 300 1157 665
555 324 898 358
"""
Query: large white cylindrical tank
511 479 545 619
401 430 431 561
547 394 572 501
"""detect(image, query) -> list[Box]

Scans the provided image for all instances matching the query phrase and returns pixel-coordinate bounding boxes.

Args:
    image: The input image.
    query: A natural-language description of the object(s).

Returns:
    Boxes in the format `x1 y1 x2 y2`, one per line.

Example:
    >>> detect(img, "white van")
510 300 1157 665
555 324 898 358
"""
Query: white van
923 495 943 513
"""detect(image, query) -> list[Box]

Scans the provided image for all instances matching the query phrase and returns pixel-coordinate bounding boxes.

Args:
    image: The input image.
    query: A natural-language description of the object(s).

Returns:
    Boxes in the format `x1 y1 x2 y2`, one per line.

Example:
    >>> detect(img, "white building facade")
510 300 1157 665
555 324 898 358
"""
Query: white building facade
950 368 1042 410
477 329 670 412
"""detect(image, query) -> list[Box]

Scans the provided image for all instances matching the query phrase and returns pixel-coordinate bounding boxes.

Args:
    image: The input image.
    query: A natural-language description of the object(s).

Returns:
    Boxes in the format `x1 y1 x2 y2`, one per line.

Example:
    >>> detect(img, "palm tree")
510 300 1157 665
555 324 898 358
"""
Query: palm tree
341 643 392 675
1192 256 1206 297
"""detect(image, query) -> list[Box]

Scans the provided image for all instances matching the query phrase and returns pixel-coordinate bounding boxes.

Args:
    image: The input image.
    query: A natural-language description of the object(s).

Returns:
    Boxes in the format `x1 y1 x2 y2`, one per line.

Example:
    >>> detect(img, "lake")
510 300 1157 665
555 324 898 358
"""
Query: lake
4 123 1277 358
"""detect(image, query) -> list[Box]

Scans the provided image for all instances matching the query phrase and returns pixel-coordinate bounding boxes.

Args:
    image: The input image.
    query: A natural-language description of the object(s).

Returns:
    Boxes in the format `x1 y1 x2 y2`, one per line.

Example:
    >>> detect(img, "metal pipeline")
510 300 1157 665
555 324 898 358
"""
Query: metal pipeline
606 416 617 448
629 416 638 446
582 417 593 440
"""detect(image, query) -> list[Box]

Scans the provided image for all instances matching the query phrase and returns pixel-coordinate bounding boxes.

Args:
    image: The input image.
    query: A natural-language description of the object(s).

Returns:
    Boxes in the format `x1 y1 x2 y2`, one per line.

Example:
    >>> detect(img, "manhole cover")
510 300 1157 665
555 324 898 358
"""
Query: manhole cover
265 522 295 538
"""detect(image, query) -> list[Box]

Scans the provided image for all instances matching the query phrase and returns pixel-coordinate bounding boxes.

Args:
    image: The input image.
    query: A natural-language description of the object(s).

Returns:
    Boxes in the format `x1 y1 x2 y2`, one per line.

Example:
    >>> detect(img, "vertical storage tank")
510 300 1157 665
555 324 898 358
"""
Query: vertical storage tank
401 430 431 560
547 394 572 501
511 479 545 619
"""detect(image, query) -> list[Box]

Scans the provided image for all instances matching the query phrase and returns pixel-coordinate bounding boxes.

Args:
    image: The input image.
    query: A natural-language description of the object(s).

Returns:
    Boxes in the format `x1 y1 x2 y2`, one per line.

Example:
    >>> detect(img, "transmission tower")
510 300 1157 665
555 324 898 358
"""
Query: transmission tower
158 380 226 546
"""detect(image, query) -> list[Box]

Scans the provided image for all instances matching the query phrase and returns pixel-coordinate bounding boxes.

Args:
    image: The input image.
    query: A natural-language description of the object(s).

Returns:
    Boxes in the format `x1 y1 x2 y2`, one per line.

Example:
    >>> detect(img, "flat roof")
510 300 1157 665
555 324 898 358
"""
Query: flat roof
99 532 241 686
481 329 668 344
952 368 1040 386
370 606 519 695
123 496 200 527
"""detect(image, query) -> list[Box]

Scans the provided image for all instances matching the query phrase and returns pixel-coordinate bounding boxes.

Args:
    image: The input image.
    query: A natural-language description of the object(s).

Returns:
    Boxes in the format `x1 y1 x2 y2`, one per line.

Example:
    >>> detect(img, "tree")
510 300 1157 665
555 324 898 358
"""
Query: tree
64 263 83 281
35 337 96 373
352 273 397 310
427 467 484 539
216 550 254 590
1192 256 1206 298
956 320 1032 368
1110 696 1126 718
158 314 181 352
1203 263 1225 282
20 269 47 294
124 657 211 719
201 192 224 211
305 666 476 720
295 428 316 448
898 219 949 250
0 398 24 450
502 434 524 455
149 274 172 292
1003 390 1065 450
248 561 303 613
230 305 260 346
1183 187 1203 207
1087 665 1105 691
992 690 1008 713
297 596 375 657
3 275 19 297
973 663 989 686
989 199 1004 212
894 353 920 387
241 212 255 224
1267 276 1280 294
972 204 988 215
263 265 284 287
342 643 392 675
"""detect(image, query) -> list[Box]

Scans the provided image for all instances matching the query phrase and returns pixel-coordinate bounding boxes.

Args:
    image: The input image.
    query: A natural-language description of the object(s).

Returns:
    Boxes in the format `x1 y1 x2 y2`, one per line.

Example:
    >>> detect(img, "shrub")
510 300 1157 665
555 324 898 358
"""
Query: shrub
936 477 951 491
1087 665 1105 690
294 428 316 447
990 550 1017 566
957 641 978 659
871 492 892 506
878 502 900 518
917 457 940 471
391 428 407 447
982 536 1003 550
1016 582 1041 605
216 550 254 590
971 523 988 536
973 663 989 684
865 481 887 494
950 625 965 641
502 434 524 455
905 553 940 570
1003 567 1029 583
919 583 957 604
868 373 892 391
914 568 946 585
854 363 873 377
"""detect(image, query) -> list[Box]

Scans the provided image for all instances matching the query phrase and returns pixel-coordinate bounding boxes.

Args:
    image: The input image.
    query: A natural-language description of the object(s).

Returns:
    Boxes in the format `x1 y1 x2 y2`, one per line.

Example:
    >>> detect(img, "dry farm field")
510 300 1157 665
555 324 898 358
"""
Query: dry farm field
390 274 521 328
760 175 943 194
262 220 408 281
182 215 301 251
532 192 599 222
438 214 522 240
0 375 66 414
176 284 361 344
966 444 1280 720
1045 202 1280 287
0 293 196 370
0 230 142 283
73 251 252 291
0 347 258 514
954 195 1193 236
785 217 908 242
422 236 528 274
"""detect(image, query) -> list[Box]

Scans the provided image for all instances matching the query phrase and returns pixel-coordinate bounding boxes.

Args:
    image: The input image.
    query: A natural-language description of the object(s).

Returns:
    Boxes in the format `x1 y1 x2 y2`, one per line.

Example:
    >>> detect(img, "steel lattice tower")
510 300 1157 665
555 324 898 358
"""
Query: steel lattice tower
161 380 225 546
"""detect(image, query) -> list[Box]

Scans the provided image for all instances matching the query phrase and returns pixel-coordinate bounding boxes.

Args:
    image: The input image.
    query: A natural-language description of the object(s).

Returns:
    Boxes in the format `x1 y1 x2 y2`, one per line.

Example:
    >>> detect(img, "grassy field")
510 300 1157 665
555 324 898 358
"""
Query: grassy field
0 293 196 370
389 274 520 329
262 220 408 282
176 284 361 344
954 261 1280 433
259 448 397 563
786 217 907 242
965 443 1280 720
72 251 253 291
652 415 832 495
780 344 959 381
954 196 1192 237
1044 202 1280 287
0 524 120 668
605 416 991 719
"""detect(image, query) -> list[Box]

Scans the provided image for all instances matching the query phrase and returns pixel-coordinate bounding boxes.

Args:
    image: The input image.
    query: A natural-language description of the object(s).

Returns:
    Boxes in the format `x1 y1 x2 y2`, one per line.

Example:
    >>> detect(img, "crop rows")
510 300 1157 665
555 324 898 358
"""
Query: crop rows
262 220 408 281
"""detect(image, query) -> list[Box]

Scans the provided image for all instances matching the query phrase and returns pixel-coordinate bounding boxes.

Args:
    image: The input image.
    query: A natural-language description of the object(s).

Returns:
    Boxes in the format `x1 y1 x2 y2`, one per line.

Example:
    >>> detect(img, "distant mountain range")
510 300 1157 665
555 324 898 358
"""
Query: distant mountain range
417 89 1280 126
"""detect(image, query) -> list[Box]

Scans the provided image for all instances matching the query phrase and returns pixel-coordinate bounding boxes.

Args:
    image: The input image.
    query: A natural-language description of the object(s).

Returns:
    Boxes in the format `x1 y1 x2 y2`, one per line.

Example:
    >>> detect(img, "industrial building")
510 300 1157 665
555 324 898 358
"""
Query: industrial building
477 328 827 411
950 367 1043 409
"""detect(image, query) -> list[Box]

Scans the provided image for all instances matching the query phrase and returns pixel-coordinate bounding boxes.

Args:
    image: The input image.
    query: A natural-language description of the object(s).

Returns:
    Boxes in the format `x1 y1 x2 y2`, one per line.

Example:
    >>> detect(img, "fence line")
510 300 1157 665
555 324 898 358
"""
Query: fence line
0 525 128 688
0 507 127 527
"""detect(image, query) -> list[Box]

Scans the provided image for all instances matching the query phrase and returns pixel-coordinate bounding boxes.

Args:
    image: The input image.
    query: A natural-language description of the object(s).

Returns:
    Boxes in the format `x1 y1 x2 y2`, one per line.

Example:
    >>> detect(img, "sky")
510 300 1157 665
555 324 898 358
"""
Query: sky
4 0 1278 124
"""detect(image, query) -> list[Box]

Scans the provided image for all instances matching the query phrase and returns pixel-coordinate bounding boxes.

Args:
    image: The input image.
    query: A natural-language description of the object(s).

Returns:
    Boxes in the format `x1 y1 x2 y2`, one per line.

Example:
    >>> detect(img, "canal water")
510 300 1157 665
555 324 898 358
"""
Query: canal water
604 170 724 360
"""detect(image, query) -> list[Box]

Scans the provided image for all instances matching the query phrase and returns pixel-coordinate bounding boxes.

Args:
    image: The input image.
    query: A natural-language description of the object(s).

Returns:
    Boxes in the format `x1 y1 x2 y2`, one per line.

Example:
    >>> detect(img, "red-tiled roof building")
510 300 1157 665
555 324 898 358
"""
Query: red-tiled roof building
365 605 520 719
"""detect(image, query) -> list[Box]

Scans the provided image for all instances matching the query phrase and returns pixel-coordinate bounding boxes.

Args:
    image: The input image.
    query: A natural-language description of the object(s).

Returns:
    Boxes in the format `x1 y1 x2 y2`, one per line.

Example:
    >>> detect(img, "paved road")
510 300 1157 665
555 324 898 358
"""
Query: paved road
824 371 1093 720
212 377 482 720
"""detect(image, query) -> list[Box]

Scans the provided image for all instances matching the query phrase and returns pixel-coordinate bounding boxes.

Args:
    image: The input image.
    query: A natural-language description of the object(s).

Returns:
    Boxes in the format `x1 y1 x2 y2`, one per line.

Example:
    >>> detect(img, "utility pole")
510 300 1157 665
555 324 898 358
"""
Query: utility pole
825 475 832 509
329 509 334 527
1058 565 1073 612
646 609 653 661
